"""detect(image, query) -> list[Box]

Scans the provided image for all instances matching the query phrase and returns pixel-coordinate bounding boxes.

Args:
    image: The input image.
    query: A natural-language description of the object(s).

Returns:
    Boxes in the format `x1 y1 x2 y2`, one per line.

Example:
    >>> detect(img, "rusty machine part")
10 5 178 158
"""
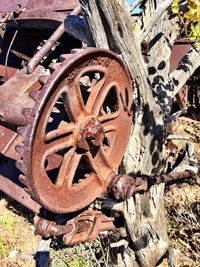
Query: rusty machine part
15 48 133 213
0 47 132 242
0 0 79 23
35 210 115 246
108 170 196 200
0 2 133 244
0 1 199 246
26 5 81 74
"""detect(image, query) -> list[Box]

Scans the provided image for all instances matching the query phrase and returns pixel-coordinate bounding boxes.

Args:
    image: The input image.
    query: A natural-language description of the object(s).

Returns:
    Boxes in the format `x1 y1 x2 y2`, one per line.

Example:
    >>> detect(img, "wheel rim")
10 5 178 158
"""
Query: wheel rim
23 49 133 213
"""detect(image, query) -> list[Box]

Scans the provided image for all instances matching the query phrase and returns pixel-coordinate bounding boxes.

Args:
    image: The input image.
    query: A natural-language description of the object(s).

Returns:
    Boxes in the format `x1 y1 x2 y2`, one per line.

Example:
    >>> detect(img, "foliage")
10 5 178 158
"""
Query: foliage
49 255 88 267
0 238 9 258
50 238 114 267
171 0 200 45
0 216 16 231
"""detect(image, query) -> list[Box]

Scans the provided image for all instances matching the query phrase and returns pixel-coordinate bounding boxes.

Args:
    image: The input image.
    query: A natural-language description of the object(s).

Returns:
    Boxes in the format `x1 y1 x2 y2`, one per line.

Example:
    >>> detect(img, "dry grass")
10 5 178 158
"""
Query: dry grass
164 116 200 267
0 197 40 267
165 183 200 267
49 235 117 267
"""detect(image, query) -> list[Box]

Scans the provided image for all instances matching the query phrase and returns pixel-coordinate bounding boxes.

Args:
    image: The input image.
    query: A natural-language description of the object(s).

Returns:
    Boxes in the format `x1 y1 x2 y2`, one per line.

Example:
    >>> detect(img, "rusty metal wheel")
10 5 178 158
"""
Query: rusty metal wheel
17 48 133 213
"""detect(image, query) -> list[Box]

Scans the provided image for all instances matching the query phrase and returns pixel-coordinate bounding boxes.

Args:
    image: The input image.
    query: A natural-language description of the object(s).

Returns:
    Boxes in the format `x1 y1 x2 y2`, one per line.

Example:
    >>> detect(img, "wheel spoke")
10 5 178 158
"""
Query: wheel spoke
55 147 80 187
45 124 75 143
86 74 107 113
85 148 113 179
43 130 76 156
62 84 86 122
99 113 120 133
88 81 118 116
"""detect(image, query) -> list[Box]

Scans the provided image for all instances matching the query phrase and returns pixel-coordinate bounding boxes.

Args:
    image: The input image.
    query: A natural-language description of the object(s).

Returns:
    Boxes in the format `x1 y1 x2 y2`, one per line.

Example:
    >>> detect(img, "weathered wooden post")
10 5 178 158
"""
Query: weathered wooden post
76 0 200 266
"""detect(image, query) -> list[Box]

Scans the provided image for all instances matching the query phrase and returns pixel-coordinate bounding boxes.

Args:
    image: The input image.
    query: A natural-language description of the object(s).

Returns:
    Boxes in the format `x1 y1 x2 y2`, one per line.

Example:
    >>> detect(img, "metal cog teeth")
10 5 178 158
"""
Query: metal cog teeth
18 174 28 187
17 126 27 138
29 90 40 101
22 108 32 119
15 160 25 173
39 75 49 84
59 54 72 62
15 144 24 156
49 63 61 73
70 48 81 54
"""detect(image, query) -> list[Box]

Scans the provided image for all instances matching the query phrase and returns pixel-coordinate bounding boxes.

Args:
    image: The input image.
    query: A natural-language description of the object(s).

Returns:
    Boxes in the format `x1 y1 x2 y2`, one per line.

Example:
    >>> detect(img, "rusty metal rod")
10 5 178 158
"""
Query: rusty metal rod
27 5 81 74
109 170 196 200
0 176 41 214
34 211 115 246
154 170 195 185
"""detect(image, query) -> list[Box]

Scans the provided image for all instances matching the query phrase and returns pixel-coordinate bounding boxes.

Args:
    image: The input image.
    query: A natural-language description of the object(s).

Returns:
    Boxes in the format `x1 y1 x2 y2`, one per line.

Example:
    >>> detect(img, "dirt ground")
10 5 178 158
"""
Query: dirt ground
0 116 199 267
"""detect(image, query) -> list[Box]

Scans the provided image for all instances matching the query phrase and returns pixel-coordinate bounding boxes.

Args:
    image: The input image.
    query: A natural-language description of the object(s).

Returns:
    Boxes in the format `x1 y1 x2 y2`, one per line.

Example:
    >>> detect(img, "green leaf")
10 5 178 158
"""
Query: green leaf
184 0 200 22
172 0 180 14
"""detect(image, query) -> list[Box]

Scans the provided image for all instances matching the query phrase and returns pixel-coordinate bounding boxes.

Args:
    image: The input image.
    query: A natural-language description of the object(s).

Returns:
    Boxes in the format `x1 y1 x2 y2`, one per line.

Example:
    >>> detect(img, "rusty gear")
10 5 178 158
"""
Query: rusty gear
16 48 133 213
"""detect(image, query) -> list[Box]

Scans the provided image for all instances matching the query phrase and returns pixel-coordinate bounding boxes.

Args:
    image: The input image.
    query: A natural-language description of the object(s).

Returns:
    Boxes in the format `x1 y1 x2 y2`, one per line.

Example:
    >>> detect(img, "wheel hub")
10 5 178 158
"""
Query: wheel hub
76 117 105 150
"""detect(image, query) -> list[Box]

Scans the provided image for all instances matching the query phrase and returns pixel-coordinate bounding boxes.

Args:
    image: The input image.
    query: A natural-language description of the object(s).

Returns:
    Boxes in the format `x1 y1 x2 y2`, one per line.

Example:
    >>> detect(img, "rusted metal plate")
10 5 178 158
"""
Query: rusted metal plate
0 65 43 127
0 128 41 214
1 176 41 214
14 11 67 23
0 126 16 153
176 84 189 108
0 65 17 81
0 0 79 12
170 41 191 72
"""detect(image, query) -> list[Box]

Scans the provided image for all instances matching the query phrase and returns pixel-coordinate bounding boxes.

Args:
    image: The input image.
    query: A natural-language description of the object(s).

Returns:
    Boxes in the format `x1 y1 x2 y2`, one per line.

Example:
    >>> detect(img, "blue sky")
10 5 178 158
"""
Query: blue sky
127 0 141 13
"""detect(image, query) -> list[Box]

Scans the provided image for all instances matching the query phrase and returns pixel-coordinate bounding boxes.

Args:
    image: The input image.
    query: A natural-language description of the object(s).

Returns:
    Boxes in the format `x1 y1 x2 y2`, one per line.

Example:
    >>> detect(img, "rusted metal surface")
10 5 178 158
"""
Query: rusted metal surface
0 0 79 23
76 117 105 150
0 65 44 127
0 65 17 82
16 48 133 213
175 84 189 109
1 3 198 248
170 41 191 73
0 0 79 13
1 177 41 214
27 5 81 74
0 125 41 213
0 126 16 152
108 170 196 200
35 210 114 246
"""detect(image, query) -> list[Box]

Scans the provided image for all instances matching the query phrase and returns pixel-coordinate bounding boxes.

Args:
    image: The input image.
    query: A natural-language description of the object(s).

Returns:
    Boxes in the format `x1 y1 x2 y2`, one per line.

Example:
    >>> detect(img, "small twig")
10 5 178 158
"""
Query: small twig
110 239 129 248
129 0 143 13
165 107 188 124
4 29 18 79
165 135 190 140
11 49 31 62
88 243 101 267
97 239 109 267
140 0 174 41
0 13 10 28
